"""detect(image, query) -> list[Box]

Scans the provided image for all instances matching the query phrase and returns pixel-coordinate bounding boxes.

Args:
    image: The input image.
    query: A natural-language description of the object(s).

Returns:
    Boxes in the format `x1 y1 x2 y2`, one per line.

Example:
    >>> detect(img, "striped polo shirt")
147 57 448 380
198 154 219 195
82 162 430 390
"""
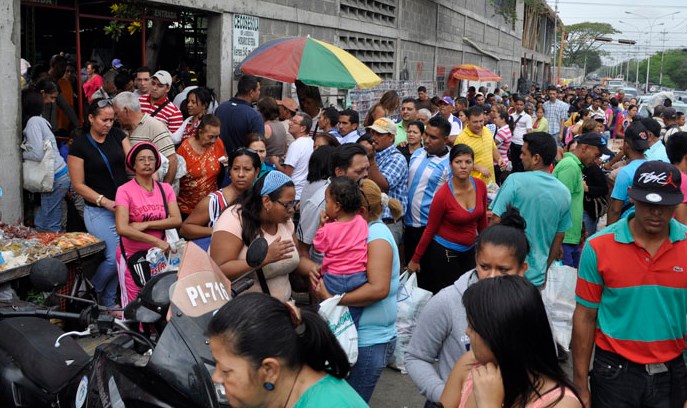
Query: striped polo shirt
139 94 184 134
405 147 450 227
576 217 687 364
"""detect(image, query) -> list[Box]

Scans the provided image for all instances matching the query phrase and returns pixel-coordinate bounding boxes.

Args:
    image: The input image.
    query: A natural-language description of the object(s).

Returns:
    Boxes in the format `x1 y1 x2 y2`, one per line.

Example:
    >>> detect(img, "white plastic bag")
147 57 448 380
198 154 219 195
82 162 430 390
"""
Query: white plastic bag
542 262 578 351
22 139 55 193
388 271 433 373
165 229 185 271
319 295 358 365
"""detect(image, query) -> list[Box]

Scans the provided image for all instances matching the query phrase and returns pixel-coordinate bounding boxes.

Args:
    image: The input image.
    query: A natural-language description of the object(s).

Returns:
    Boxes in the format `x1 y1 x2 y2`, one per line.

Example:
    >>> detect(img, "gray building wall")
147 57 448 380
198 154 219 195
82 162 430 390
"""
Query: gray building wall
1 0 21 223
3 1 550 222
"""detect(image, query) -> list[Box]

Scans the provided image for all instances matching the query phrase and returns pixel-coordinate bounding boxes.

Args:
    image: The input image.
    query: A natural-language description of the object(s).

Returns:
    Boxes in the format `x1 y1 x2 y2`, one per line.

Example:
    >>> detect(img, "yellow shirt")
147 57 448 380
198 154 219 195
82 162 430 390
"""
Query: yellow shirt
454 126 497 184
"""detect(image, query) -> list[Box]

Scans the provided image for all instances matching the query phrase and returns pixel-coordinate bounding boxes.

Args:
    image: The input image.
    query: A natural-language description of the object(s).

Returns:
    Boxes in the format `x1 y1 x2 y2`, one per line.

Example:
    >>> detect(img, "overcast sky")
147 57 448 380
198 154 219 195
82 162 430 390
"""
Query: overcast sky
545 0 687 66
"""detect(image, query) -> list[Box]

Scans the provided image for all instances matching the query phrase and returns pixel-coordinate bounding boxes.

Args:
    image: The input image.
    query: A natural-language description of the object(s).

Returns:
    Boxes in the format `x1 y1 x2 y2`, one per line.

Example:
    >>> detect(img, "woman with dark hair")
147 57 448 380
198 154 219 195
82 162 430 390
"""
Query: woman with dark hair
297 145 336 263
208 293 367 408
21 87 70 232
407 144 488 294
176 114 226 218
313 179 403 402
83 61 103 102
246 132 274 179
172 86 217 143
533 106 548 133
210 171 312 301
258 96 290 165
397 120 424 163
68 99 131 307
115 142 181 306
313 132 341 150
440 275 582 408
406 207 531 406
180 148 260 250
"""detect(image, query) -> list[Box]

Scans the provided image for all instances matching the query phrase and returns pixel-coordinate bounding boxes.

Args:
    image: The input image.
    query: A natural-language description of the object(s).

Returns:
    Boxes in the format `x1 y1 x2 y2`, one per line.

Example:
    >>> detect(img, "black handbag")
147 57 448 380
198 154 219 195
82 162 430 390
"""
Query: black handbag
119 181 168 288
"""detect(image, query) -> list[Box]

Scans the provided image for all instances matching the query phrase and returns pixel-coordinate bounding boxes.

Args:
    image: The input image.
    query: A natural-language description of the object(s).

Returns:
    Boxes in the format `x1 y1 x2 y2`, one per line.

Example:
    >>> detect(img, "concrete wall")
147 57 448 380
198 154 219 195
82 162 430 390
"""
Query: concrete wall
0 0 21 223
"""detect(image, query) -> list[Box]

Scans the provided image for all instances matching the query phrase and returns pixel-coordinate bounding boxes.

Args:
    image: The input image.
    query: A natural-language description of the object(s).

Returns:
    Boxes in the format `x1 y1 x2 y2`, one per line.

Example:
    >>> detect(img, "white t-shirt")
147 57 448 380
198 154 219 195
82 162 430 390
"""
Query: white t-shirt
447 114 462 136
510 111 533 145
284 136 313 200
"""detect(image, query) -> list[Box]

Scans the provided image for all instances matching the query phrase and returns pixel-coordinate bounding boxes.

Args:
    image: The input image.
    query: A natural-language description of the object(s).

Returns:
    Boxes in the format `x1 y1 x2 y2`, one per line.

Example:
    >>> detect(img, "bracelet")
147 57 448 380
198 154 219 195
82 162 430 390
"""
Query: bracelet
96 194 104 207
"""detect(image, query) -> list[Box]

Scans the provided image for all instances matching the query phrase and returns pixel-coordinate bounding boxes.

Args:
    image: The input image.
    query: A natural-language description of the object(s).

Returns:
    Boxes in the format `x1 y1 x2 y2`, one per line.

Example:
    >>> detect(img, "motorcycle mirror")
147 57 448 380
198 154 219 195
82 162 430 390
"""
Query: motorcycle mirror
246 237 268 268
30 258 68 292
124 272 178 323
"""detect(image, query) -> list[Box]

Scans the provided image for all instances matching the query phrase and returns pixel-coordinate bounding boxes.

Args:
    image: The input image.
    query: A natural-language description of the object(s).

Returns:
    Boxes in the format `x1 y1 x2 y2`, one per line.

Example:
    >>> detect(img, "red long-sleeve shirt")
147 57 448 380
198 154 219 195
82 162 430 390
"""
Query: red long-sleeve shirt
411 178 488 263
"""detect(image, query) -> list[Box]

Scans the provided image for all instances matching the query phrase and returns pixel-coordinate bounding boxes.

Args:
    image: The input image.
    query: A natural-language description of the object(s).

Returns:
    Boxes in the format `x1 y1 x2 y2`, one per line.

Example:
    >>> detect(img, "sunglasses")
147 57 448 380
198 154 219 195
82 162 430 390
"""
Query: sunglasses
96 99 113 108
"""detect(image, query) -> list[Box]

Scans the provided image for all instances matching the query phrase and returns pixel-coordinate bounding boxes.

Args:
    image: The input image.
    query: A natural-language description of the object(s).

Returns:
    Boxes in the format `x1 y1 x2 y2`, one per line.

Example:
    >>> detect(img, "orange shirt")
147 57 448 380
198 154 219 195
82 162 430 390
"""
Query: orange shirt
176 138 226 214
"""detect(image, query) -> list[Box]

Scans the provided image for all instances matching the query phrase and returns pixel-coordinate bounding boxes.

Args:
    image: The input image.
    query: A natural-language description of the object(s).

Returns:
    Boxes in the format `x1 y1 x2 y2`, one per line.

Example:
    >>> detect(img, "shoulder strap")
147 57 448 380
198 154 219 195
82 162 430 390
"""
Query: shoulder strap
256 268 271 295
86 133 116 183
156 181 168 218
150 99 171 117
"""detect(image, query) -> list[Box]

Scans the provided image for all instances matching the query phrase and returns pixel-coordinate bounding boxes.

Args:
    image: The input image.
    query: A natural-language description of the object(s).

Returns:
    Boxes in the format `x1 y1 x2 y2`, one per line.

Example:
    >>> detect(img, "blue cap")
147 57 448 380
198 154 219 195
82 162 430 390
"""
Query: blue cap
260 171 292 196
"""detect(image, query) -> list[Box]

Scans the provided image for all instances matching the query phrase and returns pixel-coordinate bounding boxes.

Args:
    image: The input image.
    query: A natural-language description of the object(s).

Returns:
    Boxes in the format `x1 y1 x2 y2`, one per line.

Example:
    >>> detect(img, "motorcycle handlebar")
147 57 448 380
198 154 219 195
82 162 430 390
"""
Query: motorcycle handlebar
0 309 83 321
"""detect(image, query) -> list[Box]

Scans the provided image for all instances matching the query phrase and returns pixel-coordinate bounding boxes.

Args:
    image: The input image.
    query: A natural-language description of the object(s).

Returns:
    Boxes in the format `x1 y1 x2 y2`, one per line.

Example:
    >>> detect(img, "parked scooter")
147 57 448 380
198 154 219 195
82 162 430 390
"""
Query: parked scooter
0 239 267 407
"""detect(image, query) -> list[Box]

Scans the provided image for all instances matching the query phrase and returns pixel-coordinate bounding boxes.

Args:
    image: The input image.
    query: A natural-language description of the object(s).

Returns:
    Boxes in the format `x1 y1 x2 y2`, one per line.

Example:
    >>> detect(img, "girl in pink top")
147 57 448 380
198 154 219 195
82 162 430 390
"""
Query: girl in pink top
440 276 582 408
313 176 368 326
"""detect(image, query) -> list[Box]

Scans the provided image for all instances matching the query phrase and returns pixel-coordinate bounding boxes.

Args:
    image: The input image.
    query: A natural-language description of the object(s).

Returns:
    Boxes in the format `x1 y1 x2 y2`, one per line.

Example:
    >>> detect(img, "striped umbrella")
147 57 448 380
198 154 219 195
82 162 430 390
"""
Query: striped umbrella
239 36 382 89
451 64 502 82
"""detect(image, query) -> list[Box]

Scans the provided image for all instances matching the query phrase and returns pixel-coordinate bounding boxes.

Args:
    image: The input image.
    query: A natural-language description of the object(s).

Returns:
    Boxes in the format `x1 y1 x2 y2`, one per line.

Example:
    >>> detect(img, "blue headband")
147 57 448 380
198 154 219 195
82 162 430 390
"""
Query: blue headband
260 171 292 196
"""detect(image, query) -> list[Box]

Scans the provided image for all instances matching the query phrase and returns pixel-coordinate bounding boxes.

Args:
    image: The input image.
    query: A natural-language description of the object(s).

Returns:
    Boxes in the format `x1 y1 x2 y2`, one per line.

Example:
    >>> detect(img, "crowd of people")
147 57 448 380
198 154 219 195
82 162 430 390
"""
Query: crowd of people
18 52 687 407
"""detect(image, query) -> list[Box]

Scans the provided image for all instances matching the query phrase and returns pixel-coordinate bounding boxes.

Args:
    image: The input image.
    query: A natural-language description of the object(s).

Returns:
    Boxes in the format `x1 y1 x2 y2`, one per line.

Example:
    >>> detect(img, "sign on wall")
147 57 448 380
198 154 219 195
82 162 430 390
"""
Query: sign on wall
232 14 260 73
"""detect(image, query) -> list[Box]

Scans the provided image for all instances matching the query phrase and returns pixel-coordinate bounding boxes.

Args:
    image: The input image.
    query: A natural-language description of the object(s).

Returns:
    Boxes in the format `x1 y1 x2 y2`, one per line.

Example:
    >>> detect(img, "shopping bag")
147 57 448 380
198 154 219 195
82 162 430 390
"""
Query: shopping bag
22 139 55 193
318 295 358 365
541 262 578 351
165 229 185 271
388 271 432 373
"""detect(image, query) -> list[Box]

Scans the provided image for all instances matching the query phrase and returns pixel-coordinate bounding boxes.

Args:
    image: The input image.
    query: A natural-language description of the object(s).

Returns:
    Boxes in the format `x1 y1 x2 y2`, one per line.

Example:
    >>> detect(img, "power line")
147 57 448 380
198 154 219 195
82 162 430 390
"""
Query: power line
552 1 687 8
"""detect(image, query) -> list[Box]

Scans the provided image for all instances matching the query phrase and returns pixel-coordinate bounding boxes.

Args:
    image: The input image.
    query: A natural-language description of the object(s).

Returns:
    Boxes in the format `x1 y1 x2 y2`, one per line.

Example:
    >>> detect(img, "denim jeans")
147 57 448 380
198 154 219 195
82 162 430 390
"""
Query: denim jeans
84 205 119 307
324 271 367 327
562 243 580 268
34 173 70 232
583 210 598 236
347 338 396 402
590 348 687 408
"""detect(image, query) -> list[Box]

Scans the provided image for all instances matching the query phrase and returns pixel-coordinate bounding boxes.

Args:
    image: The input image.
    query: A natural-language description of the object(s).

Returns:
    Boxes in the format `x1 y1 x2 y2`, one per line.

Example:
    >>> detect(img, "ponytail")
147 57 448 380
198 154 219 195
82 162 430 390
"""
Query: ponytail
208 293 351 378
297 307 351 378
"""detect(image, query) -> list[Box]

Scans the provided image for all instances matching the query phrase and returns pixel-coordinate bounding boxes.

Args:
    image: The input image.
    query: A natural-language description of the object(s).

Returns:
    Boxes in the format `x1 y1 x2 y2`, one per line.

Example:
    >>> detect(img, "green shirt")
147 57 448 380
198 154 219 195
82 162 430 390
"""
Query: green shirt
395 121 407 146
294 374 368 408
552 152 584 245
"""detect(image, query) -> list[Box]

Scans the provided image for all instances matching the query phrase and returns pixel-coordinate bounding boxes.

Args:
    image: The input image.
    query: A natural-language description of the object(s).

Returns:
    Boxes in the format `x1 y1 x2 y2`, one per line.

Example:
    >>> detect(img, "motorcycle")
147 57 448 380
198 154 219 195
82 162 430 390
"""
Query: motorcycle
0 238 268 407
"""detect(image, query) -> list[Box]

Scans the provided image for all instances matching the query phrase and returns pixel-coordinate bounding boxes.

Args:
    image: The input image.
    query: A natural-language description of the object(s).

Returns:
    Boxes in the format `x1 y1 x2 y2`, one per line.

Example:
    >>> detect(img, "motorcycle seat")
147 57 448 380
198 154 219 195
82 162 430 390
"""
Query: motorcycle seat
0 317 90 394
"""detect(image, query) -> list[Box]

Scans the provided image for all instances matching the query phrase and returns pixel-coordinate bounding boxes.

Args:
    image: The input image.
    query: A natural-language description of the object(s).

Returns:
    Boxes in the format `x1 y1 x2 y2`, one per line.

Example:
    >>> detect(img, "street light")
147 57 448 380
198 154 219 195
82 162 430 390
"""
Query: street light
619 20 641 88
625 10 680 92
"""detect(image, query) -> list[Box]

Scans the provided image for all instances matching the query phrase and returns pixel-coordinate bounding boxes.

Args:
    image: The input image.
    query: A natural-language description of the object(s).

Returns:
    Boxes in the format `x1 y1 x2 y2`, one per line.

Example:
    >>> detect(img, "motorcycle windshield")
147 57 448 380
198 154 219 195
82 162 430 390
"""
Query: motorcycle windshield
169 241 233 317
169 271 230 317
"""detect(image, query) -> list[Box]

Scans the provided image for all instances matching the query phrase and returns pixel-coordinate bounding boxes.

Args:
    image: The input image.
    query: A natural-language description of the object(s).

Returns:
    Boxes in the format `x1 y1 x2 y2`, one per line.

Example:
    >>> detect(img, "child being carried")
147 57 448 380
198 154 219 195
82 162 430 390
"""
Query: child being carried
313 176 368 326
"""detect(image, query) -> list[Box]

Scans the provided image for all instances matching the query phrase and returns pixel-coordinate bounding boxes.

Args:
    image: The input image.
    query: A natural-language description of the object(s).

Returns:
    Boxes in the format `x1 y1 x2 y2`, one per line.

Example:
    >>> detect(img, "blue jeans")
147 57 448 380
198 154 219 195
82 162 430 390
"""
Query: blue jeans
324 271 367 327
590 348 687 408
583 210 598 236
35 172 70 232
562 243 580 268
347 338 396 402
84 205 119 307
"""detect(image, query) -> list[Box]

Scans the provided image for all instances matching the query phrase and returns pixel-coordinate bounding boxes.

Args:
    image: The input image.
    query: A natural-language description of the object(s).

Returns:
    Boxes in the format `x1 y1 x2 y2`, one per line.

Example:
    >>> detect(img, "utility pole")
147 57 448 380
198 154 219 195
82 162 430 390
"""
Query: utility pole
552 0 558 85
659 30 666 86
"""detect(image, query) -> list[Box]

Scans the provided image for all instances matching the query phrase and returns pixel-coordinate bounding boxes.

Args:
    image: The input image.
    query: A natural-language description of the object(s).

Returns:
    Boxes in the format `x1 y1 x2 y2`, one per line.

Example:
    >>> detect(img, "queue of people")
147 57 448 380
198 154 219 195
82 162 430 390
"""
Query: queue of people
18 58 687 407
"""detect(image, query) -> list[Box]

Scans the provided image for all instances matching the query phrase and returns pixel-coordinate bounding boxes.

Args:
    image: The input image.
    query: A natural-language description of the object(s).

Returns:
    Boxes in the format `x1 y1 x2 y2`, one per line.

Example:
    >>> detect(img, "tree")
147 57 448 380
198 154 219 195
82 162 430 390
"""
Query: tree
558 22 619 68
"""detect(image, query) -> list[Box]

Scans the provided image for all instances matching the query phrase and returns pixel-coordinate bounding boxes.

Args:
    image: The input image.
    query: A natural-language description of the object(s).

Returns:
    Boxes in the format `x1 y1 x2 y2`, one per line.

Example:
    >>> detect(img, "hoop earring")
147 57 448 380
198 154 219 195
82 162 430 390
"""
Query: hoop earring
263 382 275 391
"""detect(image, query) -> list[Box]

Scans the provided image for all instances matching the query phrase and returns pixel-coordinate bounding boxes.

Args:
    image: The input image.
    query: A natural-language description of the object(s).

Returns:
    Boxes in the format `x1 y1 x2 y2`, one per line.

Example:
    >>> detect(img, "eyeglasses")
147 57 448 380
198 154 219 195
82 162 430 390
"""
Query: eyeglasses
96 99 113 108
136 157 156 163
275 200 297 210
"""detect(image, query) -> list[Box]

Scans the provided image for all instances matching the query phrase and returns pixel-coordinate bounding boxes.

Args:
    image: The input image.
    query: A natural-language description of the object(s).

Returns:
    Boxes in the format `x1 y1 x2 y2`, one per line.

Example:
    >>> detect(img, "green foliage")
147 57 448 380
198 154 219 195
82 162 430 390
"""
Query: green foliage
609 49 687 90
558 22 619 68
490 0 548 26
104 2 144 41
